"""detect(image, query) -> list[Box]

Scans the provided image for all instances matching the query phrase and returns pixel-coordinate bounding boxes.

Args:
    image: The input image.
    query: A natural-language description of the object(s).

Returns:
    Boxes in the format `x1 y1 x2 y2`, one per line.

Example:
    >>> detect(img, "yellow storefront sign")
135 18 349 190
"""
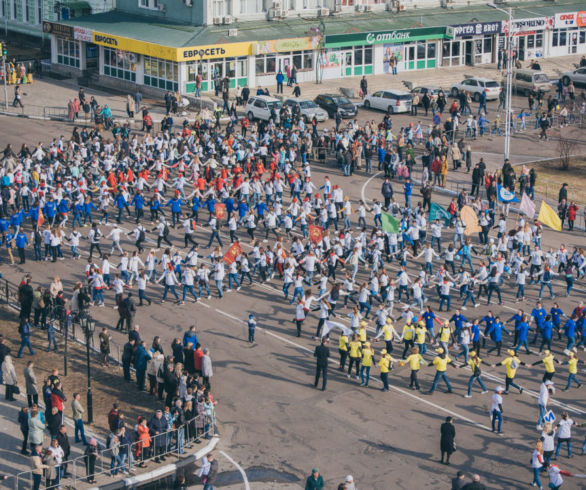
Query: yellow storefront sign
178 42 252 61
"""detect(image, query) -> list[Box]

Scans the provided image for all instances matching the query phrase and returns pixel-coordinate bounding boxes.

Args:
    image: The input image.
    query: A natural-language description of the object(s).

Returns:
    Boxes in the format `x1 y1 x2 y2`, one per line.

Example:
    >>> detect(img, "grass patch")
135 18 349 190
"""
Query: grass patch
516 156 586 206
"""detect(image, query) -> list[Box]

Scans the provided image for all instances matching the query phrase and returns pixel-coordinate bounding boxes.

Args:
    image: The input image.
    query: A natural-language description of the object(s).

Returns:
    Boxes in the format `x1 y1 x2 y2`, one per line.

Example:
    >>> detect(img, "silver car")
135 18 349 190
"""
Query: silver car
284 99 328 122
561 67 586 87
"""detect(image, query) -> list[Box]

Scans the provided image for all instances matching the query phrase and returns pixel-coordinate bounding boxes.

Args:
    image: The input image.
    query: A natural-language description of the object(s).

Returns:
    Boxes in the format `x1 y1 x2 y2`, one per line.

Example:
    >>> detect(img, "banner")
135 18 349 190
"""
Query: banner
520 193 536 218
537 201 562 231
497 184 520 203
215 203 226 220
381 212 400 234
37 209 44 228
321 320 354 338
223 242 242 264
429 202 452 226
460 206 481 236
309 224 324 244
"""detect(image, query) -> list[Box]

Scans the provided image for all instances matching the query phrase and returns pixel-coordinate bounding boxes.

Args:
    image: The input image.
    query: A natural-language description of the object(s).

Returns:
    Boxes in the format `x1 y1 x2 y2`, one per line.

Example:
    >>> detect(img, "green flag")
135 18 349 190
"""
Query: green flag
381 211 400 233
429 202 452 226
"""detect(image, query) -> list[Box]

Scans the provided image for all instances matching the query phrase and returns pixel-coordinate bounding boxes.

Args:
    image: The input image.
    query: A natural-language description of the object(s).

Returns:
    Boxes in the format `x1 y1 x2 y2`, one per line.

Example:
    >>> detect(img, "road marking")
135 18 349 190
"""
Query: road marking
361 170 382 203
219 450 250 490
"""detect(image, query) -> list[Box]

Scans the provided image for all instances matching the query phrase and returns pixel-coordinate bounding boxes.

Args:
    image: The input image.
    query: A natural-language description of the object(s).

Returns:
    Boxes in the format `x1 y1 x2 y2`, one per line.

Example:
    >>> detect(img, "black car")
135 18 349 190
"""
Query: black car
314 94 357 119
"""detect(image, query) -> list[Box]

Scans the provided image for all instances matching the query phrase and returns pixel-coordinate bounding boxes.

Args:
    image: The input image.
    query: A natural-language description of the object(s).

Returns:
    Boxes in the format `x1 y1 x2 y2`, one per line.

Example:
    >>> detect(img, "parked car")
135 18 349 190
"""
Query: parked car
314 94 357 118
410 86 441 105
506 69 551 95
284 98 328 122
450 77 501 101
561 67 586 87
245 95 282 122
363 89 413 114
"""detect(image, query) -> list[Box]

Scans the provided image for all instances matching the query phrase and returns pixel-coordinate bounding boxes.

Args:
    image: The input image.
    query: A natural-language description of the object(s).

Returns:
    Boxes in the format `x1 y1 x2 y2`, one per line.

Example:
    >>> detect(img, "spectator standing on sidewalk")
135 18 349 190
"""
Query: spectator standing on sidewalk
31 445 48 490
18 406 30 455
16 320 34 358
202 348 213 390
305 468 325 490
72 393 88 445
2 355 18 401
24 361 39 407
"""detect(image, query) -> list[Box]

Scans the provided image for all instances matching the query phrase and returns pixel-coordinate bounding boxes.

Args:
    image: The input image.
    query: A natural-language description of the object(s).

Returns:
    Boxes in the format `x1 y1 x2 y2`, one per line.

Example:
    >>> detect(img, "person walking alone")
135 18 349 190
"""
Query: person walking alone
313 337 329 391
440 416 456 465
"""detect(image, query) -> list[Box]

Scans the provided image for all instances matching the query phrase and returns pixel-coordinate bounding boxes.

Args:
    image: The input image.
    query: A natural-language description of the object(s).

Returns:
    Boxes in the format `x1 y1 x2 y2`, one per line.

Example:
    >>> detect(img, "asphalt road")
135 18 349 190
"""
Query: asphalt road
1 111 586 489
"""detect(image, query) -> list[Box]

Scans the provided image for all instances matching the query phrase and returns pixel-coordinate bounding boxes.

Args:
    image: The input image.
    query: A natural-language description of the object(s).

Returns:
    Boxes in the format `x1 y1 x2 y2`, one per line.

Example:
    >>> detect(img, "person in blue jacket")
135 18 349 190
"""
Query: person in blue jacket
513 315 531 355
530 301 547 345
15 230 29 264
449 310 468 339
43 200 57 226
506 309 524 347
486 317 510 357
564 315 577 351
72 201 84 228
190 196 201 222
57 199 69 226
538 316 554 353
82 196 98 224
114 192 128 223
131 192 145 223
224 196 235 221
404 179 413 208
166 194 184 227
480 312 495 348
550 303 565 340
238 200 248 226
149 194 164 222
204 196 216 219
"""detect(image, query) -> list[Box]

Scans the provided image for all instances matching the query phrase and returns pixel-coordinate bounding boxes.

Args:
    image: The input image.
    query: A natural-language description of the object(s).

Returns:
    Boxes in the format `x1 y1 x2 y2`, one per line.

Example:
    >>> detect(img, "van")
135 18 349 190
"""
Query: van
509 69 551 95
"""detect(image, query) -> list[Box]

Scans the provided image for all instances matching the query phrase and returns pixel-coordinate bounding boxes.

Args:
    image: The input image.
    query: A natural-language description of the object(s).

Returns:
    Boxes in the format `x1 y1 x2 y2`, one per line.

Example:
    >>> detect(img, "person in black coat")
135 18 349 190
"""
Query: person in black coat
47 407 61 437
148 410 167 463
313 338 330 391
122 339 136 381
57 424 71 475
440 416 456 465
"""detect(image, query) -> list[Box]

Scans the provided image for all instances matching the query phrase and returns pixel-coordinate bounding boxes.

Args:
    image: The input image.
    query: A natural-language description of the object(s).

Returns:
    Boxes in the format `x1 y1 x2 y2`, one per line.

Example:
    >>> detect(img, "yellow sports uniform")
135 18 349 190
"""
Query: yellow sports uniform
433 355 452 372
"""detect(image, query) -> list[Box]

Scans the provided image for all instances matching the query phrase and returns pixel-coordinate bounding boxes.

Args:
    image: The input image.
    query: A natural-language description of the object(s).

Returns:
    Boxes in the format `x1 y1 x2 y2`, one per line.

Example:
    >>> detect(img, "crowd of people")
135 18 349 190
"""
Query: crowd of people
0 72 585 488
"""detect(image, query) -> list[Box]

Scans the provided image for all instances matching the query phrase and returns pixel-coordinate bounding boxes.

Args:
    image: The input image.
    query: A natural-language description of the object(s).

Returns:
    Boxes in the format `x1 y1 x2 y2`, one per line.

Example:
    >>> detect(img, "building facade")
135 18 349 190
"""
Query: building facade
44 3 586 95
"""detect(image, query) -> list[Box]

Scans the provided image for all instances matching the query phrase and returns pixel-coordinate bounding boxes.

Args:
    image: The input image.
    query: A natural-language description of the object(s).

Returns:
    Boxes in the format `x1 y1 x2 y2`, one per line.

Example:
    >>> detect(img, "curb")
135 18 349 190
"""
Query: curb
91 436 220 490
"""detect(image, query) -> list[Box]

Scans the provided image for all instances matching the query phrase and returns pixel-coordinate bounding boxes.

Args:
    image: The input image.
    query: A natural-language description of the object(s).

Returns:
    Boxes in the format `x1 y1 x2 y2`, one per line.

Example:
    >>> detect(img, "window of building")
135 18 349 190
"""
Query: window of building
302 0 319 8
212 0 231 17
553 28 570 47
1 0 5 17
11 0 16 19
56 37 80 68
104 47 137 81
240 0 262 14
23 0 29 22
256 54 276 75
442 40 460 66
144 56 178 90
581 28 586 44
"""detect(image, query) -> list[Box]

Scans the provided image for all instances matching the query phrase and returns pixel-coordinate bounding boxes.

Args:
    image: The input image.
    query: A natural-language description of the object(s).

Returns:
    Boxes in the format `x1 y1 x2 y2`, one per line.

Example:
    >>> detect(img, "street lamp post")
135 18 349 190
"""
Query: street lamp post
80 314 95 424
487 3 513 160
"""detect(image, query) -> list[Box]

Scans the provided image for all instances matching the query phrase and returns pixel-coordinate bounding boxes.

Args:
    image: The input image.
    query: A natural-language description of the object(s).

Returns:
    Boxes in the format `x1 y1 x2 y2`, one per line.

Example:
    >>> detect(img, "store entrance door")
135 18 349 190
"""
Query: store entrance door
340 51 353 77
85 43 99 71
464 40 474 66
568 31 578 54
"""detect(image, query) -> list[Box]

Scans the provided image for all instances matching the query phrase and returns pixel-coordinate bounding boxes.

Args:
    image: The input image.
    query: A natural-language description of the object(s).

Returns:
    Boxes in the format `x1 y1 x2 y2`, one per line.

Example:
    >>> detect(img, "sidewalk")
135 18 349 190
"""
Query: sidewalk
2 53 582 123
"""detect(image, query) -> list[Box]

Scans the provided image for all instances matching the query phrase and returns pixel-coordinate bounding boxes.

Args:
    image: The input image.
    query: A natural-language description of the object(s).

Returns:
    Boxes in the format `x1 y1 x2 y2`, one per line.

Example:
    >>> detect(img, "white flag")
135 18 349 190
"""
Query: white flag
322 320 353 338
519 192 536 219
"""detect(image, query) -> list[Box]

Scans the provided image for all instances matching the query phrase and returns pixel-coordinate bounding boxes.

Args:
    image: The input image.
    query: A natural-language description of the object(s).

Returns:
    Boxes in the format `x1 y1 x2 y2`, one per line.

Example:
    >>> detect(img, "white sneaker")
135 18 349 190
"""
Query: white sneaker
237 286 241 291
464 394 472 398
481 390 488 394
536 424 543 431
461 306 467 311
226 289 232 292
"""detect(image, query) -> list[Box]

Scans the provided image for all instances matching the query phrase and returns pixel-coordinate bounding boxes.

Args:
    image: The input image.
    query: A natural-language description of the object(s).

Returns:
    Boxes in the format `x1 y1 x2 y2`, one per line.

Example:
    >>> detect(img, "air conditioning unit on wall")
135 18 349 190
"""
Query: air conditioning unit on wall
318 6 330 15
223 15 233 23
213 16 222 24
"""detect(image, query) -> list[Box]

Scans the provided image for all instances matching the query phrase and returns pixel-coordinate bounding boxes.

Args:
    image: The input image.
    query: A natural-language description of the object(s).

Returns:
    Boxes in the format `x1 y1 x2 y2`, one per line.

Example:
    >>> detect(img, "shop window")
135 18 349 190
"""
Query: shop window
104 47 137 82
56 37 81 68
256 54 277 75
144 57 178 91
483 35 492 53
580 29 586 44
427 42 436 59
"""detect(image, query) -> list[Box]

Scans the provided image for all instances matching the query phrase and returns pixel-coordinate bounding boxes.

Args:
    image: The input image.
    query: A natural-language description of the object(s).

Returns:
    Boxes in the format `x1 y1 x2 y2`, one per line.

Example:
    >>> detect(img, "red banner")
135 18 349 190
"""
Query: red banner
215 203 226 220
223 242 242 264
309 224 324 244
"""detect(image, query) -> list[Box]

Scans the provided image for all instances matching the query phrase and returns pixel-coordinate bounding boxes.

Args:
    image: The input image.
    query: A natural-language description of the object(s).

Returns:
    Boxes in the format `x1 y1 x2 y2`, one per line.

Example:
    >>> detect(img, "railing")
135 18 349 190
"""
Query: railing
8 414 213 489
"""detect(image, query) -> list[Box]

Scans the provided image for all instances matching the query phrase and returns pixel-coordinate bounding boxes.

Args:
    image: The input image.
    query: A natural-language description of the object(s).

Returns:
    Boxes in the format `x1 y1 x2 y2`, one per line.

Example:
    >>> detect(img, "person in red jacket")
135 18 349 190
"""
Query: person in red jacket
50 382 66 419
193 343 204 376
567 202 579 231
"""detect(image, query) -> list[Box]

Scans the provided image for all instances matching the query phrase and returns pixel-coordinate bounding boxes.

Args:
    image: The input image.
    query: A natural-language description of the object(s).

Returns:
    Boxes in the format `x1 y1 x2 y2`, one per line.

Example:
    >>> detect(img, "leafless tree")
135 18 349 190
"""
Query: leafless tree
557 129 577 171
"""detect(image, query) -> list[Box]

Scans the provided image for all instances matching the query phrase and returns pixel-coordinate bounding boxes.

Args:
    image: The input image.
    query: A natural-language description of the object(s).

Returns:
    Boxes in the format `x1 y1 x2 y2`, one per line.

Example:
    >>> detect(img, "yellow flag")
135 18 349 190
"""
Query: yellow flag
461 205 481 236
537 201 562 232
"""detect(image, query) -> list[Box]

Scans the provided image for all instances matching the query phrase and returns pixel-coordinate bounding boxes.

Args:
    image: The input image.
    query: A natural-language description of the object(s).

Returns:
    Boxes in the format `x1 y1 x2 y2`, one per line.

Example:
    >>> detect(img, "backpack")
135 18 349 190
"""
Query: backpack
138 227 145 242
163 223 169 236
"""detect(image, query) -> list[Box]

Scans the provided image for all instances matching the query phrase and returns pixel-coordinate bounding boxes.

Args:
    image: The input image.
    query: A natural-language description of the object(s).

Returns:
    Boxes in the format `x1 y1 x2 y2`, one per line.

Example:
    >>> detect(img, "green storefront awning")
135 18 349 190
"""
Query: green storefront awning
326 26 452 48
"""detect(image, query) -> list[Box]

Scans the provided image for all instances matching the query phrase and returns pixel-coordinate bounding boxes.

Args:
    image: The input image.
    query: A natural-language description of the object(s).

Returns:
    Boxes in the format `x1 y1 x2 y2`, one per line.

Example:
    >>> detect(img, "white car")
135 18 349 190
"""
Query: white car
245 95 282 122
561 67 586 87
284 98 328 122
450 77 501 101
362 89 413 114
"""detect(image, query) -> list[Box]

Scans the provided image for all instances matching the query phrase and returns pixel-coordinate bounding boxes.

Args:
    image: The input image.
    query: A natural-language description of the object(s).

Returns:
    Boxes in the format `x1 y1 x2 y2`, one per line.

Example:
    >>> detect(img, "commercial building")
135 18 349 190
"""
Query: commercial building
41 0 586 96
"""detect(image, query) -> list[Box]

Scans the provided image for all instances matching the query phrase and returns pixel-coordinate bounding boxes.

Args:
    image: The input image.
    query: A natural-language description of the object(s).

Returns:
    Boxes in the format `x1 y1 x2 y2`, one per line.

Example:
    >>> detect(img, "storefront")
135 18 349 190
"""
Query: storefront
549 11 586 57
444 21 501 66
501 17 551 61
324 26 450 78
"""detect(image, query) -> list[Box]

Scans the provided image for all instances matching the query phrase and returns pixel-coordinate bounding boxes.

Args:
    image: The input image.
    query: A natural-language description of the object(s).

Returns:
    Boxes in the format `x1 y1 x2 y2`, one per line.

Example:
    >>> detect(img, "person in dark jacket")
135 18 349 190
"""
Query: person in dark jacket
451 471 466 490
381 178 394 209
18 406 29 454
360 76 368 96
56 424 71 476
305 468 324 490
123 293 137 332
313 338 330 391
148 410 167 463
47 406 61 437
122 339 136 381
462 474 487 490
135 341 150 391
558 183 568 203
440 416 456 465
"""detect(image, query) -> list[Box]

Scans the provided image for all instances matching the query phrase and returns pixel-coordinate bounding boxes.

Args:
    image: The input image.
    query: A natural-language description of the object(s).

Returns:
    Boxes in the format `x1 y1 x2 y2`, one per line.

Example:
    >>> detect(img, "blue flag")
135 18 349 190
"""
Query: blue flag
497 184 519 203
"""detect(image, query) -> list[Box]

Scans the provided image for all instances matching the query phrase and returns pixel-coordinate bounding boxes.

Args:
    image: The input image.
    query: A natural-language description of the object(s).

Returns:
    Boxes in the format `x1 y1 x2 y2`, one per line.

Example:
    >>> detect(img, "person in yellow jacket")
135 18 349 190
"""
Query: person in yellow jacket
459 351 488 398
562 350 584 391
428 347 453 394
491 349 526 394
338 333 349 372
531 349 561 383
399 346 426 390
438 320 455 355
360 342 375 387
378 318 399 355
401 317 416 359
347 334 362 379
358 321 368 346
415 321 430 355
379 349 394 392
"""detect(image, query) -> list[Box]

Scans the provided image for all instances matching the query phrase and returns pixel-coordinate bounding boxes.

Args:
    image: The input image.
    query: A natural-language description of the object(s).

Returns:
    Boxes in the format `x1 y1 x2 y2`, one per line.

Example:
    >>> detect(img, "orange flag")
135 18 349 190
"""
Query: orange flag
309 224 324 244
223 242 242 264
37 209 45 228
215 203 226 220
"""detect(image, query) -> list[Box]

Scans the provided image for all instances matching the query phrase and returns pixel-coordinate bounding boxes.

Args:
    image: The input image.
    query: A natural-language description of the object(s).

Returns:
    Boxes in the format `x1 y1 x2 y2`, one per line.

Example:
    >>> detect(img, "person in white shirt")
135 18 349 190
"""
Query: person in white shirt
157 267 180 303
490 386 504 433
67 228 82 259
107 225 124 256
214 261 225 298
555 412 576 459
137 270 152 306
181 267 198 304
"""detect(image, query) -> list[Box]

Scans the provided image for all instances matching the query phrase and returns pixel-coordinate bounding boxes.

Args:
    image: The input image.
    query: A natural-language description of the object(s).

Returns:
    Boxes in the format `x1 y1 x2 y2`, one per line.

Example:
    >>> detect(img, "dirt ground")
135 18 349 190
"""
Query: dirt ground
0 305 162 437
517 155 586 206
